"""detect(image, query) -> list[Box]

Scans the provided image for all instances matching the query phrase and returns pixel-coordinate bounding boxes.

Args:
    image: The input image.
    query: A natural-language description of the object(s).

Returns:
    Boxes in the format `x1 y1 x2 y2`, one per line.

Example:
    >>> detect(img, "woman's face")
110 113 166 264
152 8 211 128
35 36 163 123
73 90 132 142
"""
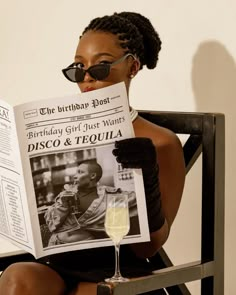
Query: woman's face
73 163 92 188
74 30 135 93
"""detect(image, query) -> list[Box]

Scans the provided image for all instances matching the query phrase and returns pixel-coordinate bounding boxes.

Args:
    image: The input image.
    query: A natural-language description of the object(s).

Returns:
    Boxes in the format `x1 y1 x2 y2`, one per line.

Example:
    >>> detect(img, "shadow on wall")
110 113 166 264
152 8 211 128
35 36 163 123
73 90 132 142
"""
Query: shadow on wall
191 40 236 113
191 40 236 195
191 40 236 294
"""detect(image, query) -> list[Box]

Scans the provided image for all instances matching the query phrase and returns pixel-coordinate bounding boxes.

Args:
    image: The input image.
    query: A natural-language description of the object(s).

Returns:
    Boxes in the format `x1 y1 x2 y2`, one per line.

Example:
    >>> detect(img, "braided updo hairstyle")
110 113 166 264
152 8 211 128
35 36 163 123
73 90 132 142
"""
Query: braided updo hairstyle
82 12 161 70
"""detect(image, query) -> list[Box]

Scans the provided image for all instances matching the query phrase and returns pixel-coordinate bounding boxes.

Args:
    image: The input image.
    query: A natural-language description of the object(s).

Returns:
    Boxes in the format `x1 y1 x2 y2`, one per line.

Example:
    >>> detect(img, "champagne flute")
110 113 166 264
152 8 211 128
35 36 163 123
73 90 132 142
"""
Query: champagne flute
104 190 130 283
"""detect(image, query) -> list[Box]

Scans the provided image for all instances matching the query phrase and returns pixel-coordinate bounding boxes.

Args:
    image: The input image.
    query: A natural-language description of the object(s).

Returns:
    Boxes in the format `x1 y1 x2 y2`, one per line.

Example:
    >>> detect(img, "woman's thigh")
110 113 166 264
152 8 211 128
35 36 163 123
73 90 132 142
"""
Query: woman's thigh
0 262 66 295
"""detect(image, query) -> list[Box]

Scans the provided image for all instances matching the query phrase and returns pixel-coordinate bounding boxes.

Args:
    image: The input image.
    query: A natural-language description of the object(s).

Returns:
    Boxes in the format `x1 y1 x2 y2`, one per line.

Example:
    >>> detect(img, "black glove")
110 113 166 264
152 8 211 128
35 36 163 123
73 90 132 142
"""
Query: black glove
113 138 165 232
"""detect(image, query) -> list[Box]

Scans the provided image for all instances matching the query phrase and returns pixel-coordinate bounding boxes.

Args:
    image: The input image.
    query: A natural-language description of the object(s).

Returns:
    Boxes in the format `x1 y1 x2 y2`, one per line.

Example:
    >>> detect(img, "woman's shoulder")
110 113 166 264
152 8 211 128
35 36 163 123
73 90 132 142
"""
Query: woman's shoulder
133 115 182 150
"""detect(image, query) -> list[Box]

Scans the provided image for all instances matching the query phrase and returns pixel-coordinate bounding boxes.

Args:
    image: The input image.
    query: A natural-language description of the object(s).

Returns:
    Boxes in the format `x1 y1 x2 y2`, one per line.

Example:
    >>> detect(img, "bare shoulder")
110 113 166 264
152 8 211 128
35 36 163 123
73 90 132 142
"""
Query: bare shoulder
133 115 182 151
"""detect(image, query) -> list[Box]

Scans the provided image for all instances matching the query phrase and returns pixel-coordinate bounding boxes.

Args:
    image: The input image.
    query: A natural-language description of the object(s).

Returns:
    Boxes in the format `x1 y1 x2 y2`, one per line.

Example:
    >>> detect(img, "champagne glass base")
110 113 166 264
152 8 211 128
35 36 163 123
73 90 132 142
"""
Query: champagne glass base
105 276 129 283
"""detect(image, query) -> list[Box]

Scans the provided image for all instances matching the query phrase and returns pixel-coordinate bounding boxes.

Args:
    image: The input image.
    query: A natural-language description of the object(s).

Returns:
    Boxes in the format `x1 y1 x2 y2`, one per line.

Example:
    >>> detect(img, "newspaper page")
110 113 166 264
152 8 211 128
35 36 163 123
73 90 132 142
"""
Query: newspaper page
14 82 150 258
0 99 35 254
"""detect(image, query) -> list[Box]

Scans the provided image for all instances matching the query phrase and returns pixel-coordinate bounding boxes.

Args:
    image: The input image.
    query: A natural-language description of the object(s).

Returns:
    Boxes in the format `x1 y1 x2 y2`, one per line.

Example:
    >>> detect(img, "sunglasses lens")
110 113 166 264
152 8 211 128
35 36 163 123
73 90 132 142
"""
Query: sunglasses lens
62 64 111 82
63 68 85 83
89 64 110 80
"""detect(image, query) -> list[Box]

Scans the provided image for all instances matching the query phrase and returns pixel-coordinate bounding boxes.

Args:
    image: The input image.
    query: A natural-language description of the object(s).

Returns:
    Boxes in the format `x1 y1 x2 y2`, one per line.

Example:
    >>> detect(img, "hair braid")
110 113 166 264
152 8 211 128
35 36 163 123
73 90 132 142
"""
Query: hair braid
82 12 161 70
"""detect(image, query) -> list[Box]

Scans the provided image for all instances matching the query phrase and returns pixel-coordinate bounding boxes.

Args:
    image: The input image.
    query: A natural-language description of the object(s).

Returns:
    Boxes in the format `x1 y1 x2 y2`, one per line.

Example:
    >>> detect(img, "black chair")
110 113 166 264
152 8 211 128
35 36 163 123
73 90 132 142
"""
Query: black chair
97 110 225 295
0 111 225 295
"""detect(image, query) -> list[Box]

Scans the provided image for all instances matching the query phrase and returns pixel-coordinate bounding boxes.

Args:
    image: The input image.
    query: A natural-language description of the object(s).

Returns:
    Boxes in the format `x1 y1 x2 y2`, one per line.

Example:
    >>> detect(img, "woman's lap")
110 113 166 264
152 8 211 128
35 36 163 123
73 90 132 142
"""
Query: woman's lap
46 245 166 294
0 246 166 294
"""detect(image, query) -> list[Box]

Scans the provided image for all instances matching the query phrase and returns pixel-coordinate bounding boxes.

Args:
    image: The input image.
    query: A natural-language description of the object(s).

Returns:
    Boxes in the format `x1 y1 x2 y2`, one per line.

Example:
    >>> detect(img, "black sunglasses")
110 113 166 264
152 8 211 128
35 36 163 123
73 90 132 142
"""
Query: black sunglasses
62 53 135 83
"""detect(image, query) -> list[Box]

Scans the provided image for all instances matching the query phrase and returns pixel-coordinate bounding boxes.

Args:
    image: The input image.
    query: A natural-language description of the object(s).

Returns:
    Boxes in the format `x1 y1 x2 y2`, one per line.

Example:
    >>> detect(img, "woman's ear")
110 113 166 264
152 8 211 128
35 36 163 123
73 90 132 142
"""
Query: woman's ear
90 172 97 180
129 59 140 78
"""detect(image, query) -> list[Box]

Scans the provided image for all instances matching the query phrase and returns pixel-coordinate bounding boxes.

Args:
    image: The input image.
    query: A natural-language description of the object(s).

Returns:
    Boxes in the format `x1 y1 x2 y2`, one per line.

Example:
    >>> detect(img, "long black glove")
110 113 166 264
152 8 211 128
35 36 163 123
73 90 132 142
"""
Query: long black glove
112 138 165 233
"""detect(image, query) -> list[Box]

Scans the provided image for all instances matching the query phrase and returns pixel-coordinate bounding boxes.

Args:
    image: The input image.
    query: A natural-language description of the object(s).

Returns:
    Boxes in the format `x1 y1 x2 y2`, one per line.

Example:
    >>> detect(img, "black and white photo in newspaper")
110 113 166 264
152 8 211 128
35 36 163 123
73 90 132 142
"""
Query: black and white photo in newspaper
14 82 150 258
0 99 35 253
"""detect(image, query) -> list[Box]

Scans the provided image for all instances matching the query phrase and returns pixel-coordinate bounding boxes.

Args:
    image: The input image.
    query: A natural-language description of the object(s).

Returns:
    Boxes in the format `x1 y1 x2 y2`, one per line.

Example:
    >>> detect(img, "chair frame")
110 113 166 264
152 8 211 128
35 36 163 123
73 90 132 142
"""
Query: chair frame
0 111 225 295
97 110 225 295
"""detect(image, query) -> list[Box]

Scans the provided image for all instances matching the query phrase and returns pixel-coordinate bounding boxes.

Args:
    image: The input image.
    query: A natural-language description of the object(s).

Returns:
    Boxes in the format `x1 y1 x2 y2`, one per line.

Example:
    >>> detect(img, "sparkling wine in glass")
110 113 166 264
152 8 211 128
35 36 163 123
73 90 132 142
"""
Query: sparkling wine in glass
104 190 130 283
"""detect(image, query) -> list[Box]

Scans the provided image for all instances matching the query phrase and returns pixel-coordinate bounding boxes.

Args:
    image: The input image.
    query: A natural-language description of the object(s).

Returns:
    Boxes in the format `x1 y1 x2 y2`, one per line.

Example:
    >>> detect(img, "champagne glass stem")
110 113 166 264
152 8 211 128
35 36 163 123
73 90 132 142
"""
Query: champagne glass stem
114 242 121 278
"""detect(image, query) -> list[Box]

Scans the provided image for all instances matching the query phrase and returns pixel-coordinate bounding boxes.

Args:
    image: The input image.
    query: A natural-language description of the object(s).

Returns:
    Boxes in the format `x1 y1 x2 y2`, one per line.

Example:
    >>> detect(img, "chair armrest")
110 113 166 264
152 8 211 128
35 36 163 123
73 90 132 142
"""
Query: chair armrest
97 260 214 295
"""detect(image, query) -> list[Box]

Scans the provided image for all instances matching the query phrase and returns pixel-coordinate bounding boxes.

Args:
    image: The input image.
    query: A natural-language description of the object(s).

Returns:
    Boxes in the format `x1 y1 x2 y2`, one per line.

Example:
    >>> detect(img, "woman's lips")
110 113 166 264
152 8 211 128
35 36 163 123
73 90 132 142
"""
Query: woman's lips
83 87 95 92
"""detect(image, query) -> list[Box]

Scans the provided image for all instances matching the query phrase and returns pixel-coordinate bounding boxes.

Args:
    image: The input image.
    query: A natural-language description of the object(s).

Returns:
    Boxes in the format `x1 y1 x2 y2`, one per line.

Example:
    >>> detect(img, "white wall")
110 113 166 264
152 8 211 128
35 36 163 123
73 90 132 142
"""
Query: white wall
0 1 235 294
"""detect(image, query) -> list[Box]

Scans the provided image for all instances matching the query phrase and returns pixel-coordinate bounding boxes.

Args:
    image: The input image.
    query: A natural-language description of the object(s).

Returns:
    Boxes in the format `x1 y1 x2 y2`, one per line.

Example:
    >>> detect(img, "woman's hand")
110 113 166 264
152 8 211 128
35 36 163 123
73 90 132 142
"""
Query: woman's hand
113 137 156 169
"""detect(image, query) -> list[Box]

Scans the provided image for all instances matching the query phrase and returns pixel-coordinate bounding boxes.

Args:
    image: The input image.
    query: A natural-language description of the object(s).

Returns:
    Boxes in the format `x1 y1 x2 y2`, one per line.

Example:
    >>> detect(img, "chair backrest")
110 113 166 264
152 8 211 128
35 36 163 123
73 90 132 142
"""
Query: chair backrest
97 110 225 295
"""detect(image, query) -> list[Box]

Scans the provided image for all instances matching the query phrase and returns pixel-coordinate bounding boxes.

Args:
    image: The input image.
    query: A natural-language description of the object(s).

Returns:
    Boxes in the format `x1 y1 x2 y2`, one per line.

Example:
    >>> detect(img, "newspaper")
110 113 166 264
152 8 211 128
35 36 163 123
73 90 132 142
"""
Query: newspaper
0 82 150 259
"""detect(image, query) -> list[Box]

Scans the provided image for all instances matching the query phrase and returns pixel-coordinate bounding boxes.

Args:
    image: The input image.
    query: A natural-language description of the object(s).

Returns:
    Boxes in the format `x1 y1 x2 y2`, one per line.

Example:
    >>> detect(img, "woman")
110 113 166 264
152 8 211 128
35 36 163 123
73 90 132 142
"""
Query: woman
0 12 185 295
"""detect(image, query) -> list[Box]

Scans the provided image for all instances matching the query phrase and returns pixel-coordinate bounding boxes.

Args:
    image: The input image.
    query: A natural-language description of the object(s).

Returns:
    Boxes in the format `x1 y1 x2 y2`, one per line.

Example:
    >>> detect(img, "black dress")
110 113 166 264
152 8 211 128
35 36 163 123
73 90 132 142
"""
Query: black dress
46 245 167 294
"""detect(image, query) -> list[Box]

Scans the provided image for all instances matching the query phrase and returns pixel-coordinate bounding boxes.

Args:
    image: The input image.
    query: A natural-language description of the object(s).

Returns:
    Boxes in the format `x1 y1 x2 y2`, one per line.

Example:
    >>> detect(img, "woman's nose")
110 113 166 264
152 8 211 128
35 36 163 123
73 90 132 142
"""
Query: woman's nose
83 71 95 82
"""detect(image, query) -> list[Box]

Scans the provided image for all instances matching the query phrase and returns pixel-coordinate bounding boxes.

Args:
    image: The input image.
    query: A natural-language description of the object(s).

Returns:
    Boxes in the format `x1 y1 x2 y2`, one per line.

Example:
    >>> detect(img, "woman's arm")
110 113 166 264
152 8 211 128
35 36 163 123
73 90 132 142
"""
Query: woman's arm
130 116 186 258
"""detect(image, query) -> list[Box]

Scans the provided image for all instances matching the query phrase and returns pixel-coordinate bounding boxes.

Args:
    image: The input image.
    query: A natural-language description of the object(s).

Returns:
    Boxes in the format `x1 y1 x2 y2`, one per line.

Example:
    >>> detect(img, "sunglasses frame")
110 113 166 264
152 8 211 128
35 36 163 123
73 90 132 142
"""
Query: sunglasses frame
62 53 135 83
